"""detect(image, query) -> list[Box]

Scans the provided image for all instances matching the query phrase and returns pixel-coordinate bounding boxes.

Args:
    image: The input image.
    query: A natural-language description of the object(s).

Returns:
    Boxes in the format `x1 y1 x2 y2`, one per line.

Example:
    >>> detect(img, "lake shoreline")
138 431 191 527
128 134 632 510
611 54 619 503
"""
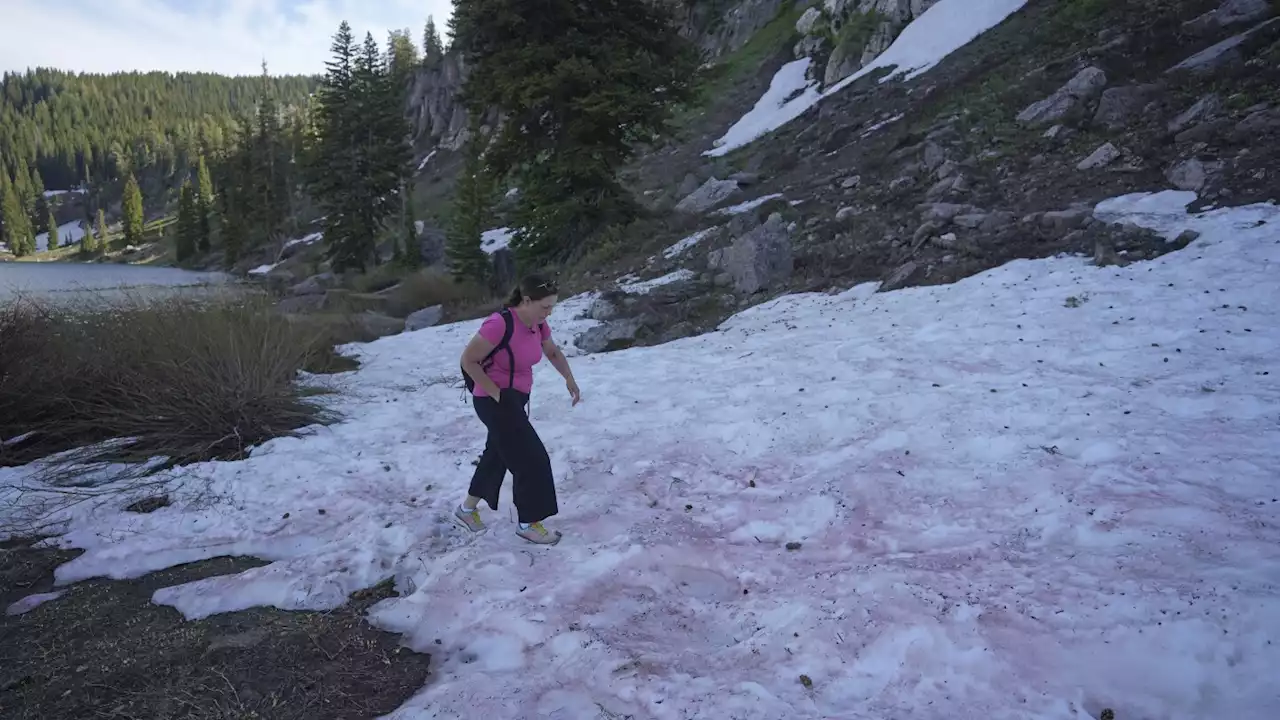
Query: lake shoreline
0 261 236 305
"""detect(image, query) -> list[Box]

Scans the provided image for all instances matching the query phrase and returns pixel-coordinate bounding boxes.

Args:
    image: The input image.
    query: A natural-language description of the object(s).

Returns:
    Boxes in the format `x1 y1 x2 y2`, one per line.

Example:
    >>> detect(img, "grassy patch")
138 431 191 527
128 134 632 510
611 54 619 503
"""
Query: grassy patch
670 1 806 127
831 9 886 55
0 543 431 720
381 267 490 318
0 291 336 484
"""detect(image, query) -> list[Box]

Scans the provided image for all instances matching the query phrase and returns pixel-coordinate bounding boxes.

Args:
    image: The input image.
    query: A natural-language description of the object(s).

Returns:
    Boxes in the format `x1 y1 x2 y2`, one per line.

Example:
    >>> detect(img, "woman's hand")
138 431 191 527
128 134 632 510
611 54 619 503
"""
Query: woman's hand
566 379 582 406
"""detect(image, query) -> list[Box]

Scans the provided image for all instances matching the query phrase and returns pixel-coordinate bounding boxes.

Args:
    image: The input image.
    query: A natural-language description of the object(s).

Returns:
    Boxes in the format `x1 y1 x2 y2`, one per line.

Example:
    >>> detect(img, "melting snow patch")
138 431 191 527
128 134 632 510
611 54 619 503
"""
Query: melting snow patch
284 232 323 250
707 0 1030 156
705 58 821 157
662 227 719 259
3 190 1279 718
619 269 696 294
247 263 277 276
6 591 64 616
416 150 438 172
481 228 513 254
861 112 906 138
716 194 785 216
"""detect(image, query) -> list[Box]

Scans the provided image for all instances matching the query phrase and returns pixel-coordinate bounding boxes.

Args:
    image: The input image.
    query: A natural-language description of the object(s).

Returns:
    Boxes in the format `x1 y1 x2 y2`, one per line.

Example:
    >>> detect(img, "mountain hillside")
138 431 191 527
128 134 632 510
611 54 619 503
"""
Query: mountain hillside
398 0 1279 355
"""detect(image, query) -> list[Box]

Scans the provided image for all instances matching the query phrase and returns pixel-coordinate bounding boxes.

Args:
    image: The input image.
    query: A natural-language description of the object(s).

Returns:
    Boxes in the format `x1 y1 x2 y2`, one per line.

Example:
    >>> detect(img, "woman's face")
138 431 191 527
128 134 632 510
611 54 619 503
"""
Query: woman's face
525 294 558 324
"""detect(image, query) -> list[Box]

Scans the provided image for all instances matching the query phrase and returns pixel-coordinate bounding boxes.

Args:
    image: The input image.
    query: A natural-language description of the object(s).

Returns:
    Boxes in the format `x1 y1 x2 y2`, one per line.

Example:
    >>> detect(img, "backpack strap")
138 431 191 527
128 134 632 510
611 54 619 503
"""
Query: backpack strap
496 308 516 391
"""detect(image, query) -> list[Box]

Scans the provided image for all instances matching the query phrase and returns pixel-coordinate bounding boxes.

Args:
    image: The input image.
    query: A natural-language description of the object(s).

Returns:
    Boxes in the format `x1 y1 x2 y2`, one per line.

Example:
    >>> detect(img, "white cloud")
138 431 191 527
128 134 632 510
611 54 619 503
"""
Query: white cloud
0 0 454 76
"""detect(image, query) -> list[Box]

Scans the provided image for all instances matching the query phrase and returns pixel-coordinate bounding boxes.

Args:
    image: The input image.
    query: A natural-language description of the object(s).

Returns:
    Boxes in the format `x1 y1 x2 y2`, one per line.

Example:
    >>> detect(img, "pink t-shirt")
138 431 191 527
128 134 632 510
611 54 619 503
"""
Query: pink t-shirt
473 310 552 397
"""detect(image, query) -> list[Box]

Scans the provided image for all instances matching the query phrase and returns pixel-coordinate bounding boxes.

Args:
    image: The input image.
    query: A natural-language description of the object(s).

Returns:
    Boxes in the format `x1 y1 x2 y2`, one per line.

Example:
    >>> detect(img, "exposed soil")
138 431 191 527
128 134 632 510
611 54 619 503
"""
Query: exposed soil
0 537 431 720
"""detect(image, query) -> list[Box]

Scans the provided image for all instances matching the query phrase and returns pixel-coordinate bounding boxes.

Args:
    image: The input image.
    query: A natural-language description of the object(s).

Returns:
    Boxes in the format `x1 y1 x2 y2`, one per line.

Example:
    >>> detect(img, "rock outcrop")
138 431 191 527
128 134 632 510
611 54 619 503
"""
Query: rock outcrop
789 0 945 87
708 212 793 294
407 54 471 151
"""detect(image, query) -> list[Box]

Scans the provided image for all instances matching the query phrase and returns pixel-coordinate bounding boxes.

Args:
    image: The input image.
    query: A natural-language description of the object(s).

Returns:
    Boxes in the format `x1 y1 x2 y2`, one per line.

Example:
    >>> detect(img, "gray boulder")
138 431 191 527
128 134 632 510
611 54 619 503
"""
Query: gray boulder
574 318 643 354
289 272 337 296
358 312 405 340
1168 94 1223 134
675 177 741 213
1167 158 1208 191
1183 0 1272 34
1041 209 1092 236
1093 85 1160 129
1077 142 1122 170
796 7 824 35
1167 18 1279 75
878 262 920 293
405 305 444 332
1016 67 1108 127
707 212 793 295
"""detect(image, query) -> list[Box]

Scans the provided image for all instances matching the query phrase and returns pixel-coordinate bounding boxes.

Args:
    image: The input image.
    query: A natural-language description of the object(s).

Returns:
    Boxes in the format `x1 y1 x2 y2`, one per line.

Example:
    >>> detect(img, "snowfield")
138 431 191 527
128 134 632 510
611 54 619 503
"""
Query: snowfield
3 190 1279 719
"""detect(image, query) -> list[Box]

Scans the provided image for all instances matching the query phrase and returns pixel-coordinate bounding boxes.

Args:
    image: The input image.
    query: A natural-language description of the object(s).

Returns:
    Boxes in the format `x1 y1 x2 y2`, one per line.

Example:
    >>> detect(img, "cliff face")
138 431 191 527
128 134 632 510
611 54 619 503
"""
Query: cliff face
793 0 945 88
406 54 470 151
405 0 799 151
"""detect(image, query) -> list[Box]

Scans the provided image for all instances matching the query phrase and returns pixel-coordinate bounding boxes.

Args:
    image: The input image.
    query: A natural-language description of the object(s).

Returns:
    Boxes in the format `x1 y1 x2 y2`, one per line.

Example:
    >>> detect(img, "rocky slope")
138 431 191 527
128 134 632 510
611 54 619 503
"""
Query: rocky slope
272 0 1280 356
561 0 1280 352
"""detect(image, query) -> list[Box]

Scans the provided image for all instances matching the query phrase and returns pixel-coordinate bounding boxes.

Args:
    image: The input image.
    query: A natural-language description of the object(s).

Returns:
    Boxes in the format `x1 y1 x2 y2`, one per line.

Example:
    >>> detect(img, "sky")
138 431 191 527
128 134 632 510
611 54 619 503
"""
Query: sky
0 0 454 77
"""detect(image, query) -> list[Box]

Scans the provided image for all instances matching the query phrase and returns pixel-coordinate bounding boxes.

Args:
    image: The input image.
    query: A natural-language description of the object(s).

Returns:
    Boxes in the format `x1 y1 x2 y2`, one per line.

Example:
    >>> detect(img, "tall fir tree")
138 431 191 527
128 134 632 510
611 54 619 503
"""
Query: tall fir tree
95 208 109 252
445 129 496 284
195 154 214 253
29 166 43 206
250 62 292 246
305 24 412 273
121 172 144 248
387 29 420 75
423 16 444 65
46 207 59 252
2 182 30 256
81 219 96 255
450 0 699 267
175 180 199 262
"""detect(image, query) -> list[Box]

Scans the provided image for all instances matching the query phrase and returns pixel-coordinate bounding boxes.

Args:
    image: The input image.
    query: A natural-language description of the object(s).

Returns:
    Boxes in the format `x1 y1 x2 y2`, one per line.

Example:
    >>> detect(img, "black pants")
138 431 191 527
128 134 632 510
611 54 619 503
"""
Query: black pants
468 389 559 524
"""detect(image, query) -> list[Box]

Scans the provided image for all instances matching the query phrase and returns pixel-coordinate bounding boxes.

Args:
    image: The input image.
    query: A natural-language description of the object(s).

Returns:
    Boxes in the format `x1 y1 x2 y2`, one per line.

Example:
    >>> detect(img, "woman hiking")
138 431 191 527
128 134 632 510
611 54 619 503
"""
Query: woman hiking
455 274 581 545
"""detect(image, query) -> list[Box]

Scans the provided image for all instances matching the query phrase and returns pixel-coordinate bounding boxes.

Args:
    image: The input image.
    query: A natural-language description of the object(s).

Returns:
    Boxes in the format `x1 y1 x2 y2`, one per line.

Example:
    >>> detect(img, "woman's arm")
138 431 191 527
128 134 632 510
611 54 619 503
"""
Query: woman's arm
543 338 581 405
461 334 505 400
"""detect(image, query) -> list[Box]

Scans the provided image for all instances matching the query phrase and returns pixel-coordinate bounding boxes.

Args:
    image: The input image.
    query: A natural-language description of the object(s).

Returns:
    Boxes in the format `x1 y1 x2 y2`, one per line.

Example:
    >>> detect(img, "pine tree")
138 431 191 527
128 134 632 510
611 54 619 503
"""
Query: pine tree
446 130 495 284
175 180 199 262
195 154 214 253
95 208 109 252
247 62 292 247
305 24 411 274
451 0 699 267
388 29 419 75
29 166 43 204
2 183 29 256
81 220 95 255
423 16 444 65
46 207 59 252
121 172 143 247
